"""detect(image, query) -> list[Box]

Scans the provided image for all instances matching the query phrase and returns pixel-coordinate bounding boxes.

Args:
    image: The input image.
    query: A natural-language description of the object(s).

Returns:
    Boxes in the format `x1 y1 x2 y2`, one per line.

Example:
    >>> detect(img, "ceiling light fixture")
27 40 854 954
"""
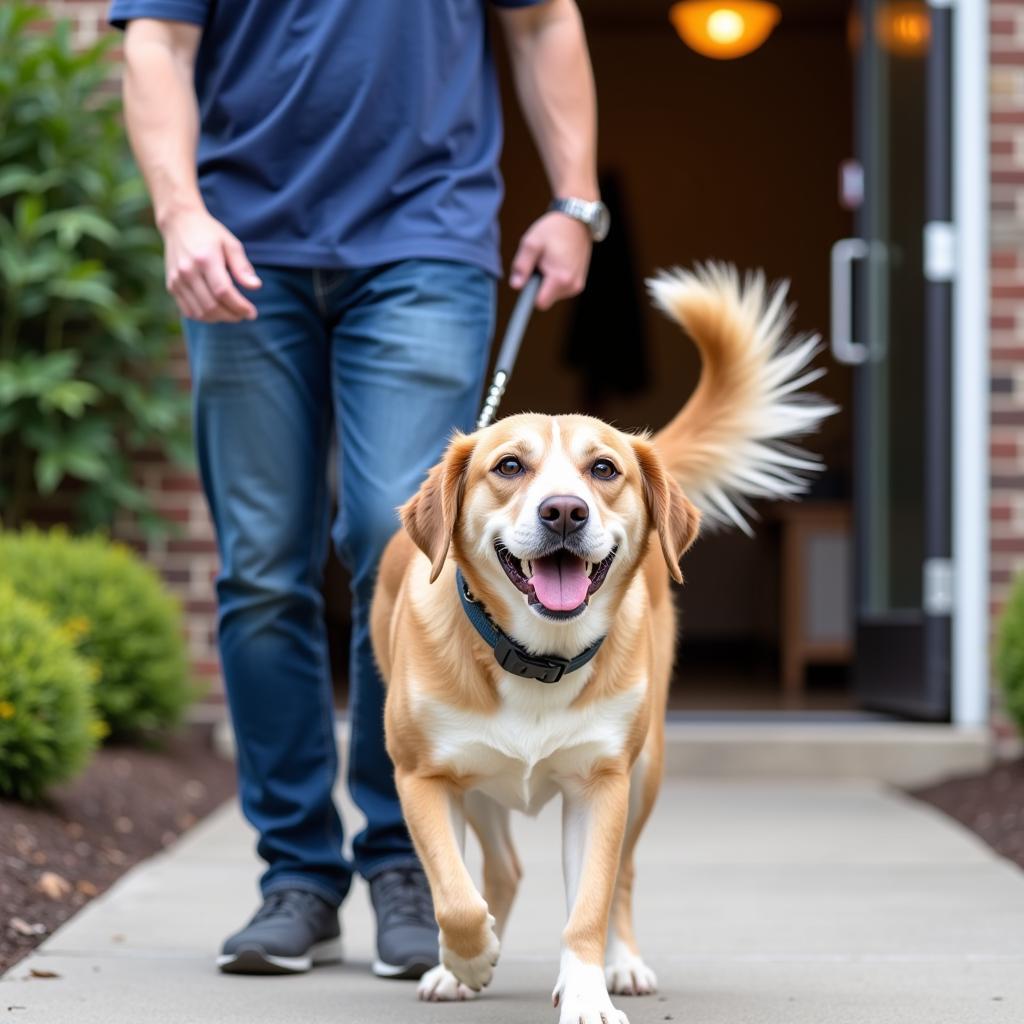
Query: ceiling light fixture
669 1 782 60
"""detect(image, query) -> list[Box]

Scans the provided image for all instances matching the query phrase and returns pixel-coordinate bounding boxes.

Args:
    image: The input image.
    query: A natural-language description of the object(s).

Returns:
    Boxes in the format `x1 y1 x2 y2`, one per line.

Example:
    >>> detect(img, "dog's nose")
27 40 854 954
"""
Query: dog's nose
538 494 589 536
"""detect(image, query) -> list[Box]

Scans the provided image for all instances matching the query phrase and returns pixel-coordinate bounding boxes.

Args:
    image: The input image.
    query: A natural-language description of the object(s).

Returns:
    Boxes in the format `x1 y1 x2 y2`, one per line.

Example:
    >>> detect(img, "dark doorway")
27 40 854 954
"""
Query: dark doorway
494 0 857 712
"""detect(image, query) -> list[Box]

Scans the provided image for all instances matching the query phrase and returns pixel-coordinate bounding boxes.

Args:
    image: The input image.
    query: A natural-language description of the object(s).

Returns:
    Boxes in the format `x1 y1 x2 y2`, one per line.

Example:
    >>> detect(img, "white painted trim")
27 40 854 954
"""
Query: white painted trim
952 0 990 726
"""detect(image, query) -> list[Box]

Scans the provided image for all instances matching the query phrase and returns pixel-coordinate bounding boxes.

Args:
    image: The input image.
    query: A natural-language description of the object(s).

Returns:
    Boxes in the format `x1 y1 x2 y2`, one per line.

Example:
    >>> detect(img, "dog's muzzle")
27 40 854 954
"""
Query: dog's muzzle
495 542 616 619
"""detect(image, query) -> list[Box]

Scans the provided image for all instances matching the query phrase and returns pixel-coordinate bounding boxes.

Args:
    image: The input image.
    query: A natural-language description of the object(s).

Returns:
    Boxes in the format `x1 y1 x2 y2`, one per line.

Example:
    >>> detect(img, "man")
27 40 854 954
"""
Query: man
110 0 608 980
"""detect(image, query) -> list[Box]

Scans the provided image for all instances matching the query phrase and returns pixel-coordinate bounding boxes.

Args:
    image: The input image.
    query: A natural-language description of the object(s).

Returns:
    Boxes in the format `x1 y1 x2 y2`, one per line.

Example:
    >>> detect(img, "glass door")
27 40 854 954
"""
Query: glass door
831 0 952 718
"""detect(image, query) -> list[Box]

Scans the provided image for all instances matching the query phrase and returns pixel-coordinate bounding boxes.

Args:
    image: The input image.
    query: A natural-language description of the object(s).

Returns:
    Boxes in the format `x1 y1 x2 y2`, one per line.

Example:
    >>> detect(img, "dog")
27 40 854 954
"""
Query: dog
371 264 835 1023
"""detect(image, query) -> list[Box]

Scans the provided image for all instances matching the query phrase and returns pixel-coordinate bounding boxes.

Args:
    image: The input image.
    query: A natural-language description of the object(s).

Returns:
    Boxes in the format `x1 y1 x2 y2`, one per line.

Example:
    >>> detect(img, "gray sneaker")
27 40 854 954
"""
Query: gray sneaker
217 889 342 975
369 866 439 980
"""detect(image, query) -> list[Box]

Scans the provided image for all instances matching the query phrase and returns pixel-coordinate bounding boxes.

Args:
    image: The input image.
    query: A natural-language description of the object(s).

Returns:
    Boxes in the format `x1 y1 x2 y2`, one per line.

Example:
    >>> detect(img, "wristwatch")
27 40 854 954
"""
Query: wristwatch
549 197 610 242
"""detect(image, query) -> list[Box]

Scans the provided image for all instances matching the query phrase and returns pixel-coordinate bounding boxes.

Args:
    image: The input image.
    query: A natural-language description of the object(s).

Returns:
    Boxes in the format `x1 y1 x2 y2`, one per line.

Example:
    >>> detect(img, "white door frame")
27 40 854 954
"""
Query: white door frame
952 0 990 726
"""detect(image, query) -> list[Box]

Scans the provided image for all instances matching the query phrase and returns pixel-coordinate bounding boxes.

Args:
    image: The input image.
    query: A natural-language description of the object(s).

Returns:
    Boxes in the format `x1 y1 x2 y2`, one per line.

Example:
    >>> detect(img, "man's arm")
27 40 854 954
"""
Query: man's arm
122 19 260 322
496 0 598 311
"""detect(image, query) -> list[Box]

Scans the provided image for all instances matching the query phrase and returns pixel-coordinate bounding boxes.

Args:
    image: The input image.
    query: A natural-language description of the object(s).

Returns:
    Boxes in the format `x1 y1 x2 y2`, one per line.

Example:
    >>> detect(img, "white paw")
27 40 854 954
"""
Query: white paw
440 914 500 992
417 963 479 1002
553 953 629 1024
605 950 658 996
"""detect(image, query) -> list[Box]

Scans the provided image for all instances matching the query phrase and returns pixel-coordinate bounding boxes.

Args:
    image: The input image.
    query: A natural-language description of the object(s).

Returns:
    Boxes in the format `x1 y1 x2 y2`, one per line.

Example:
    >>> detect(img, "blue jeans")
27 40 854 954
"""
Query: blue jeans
184 260 494 906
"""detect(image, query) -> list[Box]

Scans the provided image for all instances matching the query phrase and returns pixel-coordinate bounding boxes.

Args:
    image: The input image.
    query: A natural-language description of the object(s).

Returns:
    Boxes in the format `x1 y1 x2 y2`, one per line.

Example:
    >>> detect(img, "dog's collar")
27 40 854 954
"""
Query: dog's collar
455 568 605 684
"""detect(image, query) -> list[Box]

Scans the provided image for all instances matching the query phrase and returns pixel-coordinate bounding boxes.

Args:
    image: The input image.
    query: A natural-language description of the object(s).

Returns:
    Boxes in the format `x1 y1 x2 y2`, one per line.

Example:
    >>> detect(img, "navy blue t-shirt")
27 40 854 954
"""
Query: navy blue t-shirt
109 1 542 276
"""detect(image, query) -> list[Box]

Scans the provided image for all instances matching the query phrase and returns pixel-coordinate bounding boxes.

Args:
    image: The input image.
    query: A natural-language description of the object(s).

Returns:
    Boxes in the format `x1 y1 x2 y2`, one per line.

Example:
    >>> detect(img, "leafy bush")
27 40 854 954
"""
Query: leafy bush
0 2 190 532
0 529 195 738
0 582 100 801
997 576 1024 733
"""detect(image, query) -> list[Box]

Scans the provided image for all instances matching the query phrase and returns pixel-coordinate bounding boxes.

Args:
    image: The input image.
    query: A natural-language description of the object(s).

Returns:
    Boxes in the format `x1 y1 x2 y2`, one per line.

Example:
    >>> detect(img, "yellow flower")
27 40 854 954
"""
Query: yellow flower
60 616 91 643
0 701 15 720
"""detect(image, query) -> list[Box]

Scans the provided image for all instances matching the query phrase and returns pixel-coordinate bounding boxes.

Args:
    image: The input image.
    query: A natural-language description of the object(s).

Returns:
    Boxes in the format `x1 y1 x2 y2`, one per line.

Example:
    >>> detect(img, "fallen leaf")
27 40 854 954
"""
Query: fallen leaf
28 968 60 979
76 880 98 897
36 871 71 900
8 918 46 938
183 779 206 802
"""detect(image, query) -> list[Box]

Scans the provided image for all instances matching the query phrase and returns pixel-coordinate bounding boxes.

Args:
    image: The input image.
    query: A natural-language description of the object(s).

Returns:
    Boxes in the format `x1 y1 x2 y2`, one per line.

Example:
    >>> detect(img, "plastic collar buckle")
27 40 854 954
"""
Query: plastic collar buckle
492 634 568 684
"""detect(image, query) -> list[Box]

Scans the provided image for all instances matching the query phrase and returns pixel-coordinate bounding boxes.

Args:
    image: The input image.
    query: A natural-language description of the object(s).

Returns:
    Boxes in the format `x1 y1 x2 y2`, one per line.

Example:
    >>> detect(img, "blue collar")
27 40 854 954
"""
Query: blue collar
455 568 605 684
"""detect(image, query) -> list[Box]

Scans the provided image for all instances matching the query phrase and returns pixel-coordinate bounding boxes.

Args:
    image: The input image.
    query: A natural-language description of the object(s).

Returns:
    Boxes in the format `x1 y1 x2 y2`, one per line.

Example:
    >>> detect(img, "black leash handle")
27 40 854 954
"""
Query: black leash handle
476 272 542 429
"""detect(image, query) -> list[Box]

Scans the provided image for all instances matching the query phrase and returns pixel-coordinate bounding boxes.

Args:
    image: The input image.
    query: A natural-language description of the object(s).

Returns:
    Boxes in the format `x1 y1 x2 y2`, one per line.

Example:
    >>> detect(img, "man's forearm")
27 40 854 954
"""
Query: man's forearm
122 20 205 229
501 0 598 201
121 19 260 323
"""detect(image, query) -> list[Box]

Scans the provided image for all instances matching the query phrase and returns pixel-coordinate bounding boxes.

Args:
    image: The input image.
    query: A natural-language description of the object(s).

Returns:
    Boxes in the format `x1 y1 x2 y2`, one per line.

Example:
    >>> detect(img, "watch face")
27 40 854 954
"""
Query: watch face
591 202 610 242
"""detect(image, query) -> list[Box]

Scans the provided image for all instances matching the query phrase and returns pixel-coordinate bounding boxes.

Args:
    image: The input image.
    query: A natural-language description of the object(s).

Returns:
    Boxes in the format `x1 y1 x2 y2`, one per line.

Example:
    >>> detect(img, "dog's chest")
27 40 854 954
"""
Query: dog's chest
419 676 644 814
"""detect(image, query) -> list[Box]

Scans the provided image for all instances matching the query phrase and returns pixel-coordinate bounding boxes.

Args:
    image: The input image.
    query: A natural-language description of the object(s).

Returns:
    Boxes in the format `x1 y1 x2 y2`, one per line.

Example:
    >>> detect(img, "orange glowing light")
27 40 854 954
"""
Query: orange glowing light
876 1 931 58
669 1 782 60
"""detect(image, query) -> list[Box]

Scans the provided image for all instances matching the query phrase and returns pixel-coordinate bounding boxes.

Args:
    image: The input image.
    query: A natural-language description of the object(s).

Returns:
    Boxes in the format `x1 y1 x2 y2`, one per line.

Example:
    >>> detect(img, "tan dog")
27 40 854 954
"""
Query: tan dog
371 265 835 1023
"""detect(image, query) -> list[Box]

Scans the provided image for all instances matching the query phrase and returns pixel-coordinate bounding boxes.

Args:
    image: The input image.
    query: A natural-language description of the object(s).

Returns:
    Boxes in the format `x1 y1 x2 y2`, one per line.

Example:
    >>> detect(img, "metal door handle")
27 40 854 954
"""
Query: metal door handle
830 237 870 365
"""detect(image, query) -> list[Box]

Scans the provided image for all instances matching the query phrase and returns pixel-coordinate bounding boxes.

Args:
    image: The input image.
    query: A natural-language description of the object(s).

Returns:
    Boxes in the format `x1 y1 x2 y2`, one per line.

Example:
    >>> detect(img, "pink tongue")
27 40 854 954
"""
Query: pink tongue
529 552 591 612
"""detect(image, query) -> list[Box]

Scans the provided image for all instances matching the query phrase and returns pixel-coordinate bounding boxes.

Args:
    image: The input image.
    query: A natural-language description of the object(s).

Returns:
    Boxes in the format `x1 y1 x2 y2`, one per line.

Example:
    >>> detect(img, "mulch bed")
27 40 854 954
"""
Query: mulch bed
912 758 1024 869
0 724 236 973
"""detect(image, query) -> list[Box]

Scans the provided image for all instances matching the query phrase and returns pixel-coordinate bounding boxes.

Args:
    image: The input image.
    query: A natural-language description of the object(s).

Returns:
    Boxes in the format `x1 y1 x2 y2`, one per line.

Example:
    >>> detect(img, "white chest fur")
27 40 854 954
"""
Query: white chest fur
415 672 646 814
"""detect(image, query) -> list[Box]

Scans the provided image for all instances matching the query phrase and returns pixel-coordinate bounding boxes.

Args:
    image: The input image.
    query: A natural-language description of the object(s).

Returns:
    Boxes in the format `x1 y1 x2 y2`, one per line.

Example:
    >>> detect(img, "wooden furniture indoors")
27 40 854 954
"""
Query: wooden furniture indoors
776 502 853 706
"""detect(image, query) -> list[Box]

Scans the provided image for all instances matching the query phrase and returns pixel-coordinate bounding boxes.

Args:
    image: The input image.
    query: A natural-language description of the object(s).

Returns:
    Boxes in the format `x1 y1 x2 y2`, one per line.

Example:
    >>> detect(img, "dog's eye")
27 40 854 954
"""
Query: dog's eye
493 456 524 477
591 459 619 480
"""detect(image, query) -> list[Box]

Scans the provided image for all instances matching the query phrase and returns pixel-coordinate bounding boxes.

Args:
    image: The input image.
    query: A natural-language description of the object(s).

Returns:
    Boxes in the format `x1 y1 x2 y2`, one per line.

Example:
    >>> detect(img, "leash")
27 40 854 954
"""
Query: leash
476 271 543 429
465 272 607 683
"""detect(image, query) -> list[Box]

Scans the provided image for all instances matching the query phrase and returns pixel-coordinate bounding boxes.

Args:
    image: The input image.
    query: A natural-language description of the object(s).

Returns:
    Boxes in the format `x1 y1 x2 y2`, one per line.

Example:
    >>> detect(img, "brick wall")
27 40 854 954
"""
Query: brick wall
48 1 108 45
991 2 1024 626
119 349 221 687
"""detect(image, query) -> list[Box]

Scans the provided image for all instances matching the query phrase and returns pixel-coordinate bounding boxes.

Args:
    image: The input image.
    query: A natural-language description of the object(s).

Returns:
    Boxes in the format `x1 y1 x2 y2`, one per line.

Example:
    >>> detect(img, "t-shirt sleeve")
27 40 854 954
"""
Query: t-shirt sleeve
108 1 209 30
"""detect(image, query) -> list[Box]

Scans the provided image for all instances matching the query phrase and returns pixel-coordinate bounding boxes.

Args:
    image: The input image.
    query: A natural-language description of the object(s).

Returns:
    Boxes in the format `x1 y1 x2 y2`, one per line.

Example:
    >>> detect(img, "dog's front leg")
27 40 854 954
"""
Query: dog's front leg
395 770 500 993
554 770 631 1024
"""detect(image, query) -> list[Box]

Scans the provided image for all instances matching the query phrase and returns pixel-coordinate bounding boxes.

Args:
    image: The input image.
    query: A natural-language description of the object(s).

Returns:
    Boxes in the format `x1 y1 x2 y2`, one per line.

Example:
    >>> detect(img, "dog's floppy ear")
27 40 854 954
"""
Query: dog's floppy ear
633 437 700 584
400 432 476 583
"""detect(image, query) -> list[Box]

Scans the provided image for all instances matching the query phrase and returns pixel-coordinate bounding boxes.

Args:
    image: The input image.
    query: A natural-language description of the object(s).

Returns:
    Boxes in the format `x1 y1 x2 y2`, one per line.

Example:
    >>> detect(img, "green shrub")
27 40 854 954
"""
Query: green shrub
0 582 100 801
0 529 195 738
997 575 1024 733
0 3 190 533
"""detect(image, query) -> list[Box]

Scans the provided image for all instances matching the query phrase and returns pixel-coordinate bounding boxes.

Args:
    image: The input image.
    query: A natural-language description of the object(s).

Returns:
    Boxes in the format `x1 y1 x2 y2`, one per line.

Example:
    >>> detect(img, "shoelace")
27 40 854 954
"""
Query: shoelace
252 889 324 924
373 867 435 928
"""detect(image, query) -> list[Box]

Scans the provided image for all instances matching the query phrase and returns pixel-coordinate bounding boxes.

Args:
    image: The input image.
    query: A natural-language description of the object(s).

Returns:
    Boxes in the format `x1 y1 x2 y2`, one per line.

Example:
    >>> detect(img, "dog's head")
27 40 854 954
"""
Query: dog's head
401 414 700 639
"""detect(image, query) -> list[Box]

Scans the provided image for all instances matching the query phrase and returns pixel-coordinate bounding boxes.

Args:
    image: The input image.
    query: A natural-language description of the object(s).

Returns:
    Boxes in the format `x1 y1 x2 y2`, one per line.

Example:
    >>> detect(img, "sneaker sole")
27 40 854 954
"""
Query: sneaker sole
217 937 343 975
372 956 437 981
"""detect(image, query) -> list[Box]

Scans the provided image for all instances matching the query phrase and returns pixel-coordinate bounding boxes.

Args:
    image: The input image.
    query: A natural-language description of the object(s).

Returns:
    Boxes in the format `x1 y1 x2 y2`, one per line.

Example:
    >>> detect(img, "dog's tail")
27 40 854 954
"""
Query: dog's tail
647 262 837 535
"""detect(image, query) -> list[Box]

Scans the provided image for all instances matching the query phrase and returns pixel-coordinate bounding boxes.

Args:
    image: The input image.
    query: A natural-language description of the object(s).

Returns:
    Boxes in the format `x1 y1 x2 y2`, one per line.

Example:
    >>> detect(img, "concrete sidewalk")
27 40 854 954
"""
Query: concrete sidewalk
5 779 1024 1023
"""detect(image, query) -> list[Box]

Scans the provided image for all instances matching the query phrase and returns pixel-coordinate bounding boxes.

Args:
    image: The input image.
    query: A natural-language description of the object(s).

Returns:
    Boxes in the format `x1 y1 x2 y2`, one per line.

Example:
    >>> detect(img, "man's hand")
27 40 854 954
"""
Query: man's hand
509 211 592 311
160 207 262 322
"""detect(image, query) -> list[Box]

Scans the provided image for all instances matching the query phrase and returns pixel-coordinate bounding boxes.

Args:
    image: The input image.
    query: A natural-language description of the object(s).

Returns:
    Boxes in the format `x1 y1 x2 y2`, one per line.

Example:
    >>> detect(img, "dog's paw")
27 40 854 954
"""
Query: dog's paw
417 963 479 1002
440 914 500 992
553 954 629 1024
605 950 658 996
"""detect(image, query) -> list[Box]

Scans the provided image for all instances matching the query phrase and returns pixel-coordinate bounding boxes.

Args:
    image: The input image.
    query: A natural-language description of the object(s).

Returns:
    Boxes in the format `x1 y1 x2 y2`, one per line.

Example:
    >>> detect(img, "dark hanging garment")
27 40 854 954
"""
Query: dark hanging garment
565 172 650 409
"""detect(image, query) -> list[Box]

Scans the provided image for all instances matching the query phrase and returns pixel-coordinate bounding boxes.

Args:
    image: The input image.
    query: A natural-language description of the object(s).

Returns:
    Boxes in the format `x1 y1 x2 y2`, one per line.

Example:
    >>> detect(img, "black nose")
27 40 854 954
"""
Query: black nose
538 494 589 537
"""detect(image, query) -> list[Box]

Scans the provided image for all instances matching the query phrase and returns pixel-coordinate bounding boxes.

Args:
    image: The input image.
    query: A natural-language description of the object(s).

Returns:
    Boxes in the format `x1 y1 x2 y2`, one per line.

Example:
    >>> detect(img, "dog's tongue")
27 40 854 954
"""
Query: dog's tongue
529 551 590 612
